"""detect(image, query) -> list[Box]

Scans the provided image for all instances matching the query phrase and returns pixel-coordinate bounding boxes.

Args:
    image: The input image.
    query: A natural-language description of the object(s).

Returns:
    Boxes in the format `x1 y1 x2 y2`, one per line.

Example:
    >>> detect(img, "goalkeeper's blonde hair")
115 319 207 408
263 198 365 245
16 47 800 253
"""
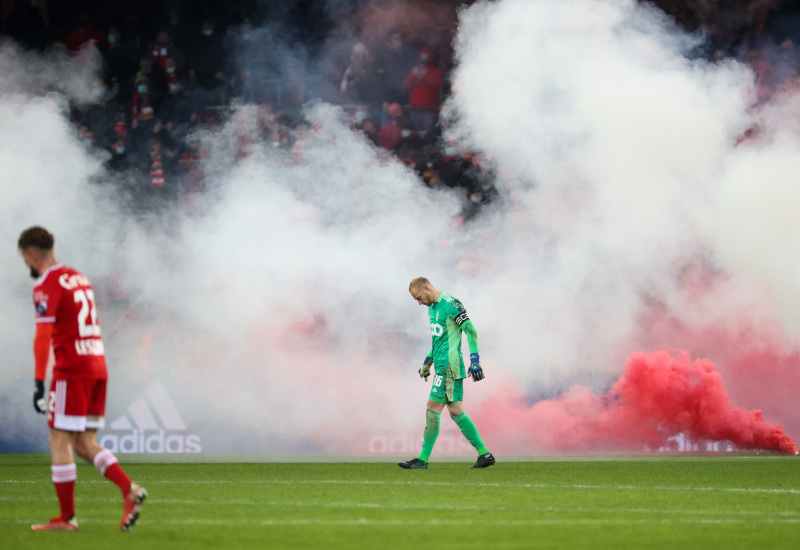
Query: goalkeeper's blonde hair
409 276 431 290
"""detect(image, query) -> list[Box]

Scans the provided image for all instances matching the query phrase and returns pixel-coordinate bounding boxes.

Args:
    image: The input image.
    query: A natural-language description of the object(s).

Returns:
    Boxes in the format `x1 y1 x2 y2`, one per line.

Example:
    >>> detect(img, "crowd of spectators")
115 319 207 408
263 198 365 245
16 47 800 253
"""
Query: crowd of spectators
3 1 800 223
1 1 502 224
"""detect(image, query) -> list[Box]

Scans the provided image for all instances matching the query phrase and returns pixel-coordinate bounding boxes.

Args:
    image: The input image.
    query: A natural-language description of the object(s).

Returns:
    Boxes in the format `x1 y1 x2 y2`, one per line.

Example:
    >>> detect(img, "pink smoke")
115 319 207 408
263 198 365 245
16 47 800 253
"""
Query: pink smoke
474 349 797 455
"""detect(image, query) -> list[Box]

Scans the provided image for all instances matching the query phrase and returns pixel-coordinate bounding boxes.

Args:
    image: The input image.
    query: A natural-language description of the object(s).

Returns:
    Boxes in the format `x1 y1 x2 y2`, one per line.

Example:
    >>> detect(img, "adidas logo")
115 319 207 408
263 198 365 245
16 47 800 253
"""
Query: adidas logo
99 382 202 454
369 424 473 455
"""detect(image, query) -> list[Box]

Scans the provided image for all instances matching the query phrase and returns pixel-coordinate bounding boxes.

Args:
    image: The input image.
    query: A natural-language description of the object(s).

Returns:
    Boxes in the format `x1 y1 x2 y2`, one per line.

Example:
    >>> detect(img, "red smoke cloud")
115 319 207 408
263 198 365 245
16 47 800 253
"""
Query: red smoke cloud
475 350 797 455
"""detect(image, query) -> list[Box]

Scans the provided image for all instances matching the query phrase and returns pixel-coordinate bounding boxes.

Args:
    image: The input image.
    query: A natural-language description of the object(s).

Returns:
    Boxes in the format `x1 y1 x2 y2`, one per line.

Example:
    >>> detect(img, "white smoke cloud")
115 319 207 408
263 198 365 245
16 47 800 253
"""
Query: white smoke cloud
444 0 800 396
0 43 462 451
0 44 114 447
3 0 800 454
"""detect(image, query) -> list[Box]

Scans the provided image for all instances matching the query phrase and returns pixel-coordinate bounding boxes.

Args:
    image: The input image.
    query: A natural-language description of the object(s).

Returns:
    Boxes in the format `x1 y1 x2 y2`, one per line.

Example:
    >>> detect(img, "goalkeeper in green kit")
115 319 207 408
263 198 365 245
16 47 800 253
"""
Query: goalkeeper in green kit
399 277 495 469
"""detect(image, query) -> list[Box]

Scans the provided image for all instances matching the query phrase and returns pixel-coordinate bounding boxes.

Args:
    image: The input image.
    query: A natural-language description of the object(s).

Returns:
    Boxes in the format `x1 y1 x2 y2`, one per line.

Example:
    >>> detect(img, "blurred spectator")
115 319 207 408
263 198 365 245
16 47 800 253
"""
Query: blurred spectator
444 151 500 221
134 57 166 102
149 139 170 187
64 14 106 53
179 137 210 214
377 102 407 150
164 55 184 79
269 117 294 150
350 104 370 125
80 79 117 146
78 124 98 149
156 1 190 51
435 149 473 190
404 48 443 135
231 70 255 102
350 105 378 144
374 29 416 104
4 0 49 51
151 31 182 71
106 138 139 214
359 119 379 145
393 127 426 162
421 161 444 190
146 139 179 208
180 138 208 183
119 12 148 58
107 139 131 172
131 76 155 121
103 27 139 91
340 42 380 105
159 74 196 143
189 19 226 89
151 116 175 151
772 38 799 85
112 110 129 142
130 106 158 154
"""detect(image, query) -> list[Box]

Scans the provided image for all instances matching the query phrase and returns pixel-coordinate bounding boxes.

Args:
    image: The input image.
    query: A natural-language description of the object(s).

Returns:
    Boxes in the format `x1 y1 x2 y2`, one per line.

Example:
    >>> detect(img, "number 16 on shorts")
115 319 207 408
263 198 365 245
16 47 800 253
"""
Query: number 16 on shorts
432 374 444 388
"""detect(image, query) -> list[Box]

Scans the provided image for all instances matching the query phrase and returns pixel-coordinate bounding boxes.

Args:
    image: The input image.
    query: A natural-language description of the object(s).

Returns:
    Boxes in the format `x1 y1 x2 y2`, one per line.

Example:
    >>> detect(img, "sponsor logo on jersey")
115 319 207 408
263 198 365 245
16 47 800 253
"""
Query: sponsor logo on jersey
430 323 444 336
454 312 469 326
36 302 48 316
99 382 201 454
58 272 91 291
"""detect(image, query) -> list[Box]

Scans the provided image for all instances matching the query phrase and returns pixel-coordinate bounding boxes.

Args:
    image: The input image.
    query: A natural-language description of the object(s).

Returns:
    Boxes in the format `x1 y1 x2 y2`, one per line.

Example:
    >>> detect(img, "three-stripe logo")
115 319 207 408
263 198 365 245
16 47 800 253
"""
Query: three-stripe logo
99 382 202 454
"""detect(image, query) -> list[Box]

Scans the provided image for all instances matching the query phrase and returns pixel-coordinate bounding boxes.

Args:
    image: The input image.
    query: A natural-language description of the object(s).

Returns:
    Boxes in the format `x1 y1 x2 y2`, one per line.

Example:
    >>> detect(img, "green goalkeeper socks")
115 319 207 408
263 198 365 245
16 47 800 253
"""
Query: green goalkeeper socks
453 412 489 455
418 409 441 462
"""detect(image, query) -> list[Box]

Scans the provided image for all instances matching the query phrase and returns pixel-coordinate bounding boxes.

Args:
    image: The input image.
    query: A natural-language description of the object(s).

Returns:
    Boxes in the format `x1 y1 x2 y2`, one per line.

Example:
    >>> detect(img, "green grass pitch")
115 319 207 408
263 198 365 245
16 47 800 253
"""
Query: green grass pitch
1 454 798 549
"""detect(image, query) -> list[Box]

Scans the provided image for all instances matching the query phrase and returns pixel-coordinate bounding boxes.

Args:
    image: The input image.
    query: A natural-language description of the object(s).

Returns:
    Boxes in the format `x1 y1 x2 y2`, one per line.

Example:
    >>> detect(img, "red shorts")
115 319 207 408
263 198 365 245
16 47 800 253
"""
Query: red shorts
47 376 107 432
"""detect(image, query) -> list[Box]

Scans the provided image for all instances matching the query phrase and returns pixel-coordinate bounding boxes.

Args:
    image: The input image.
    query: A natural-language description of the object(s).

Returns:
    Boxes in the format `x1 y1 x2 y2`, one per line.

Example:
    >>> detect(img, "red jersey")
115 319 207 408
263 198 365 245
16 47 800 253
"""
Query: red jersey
33 264 107 378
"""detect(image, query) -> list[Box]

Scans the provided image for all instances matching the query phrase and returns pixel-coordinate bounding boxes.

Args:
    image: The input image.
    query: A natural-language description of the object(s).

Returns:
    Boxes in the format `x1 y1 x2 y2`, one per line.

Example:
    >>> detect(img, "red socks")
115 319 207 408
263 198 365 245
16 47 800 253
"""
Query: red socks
51 463 76 520
50 450 132 520
93 449 131 494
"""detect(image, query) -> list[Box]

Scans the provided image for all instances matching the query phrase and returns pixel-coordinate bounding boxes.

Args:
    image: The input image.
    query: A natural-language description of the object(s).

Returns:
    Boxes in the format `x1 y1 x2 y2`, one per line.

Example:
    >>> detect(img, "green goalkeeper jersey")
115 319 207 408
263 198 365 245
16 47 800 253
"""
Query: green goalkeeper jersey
428 291 479 380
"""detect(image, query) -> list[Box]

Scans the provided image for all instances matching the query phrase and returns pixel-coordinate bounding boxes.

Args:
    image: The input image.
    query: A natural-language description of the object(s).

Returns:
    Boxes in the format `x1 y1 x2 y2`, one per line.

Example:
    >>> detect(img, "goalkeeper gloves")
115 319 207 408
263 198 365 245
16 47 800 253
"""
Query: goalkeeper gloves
468 353 485 382
33 379 46 414
419 356 433 381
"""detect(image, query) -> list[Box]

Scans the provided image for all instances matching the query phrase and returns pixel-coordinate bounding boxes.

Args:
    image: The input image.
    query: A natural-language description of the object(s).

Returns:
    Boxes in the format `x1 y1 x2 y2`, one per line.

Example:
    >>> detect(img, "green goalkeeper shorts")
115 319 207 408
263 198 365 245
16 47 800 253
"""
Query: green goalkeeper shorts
429 372 464 403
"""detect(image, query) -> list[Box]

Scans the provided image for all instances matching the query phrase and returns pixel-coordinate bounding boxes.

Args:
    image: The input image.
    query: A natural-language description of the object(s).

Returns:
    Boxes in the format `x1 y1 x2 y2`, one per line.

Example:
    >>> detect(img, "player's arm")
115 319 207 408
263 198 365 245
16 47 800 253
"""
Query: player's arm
32 322 52 413
32 283 59 414
462 320 485 382
463 320 479 355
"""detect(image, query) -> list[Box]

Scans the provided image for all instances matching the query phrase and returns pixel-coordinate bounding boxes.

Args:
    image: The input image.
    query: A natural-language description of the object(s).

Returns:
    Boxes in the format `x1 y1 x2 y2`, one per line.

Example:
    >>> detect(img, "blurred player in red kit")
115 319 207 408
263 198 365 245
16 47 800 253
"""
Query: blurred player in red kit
18 226 147 532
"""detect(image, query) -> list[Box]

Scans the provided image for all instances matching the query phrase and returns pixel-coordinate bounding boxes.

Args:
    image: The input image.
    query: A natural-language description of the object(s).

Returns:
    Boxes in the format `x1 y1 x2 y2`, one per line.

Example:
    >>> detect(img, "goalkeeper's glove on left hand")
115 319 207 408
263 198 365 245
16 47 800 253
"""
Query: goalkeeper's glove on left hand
33 379 46 414
419 356 433 381
468 353 485 382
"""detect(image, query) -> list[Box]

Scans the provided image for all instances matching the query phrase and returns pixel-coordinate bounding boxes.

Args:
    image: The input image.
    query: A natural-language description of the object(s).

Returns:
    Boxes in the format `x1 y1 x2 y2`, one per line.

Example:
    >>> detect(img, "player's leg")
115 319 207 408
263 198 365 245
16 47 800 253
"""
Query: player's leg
32 378 81 531
74 377 132 494
75 377 147 531
74 430 147 531
445 382 495 468
74 430 131 494
417 371 456 463
398 382 447 469
419 399 445 461
33 429 80 530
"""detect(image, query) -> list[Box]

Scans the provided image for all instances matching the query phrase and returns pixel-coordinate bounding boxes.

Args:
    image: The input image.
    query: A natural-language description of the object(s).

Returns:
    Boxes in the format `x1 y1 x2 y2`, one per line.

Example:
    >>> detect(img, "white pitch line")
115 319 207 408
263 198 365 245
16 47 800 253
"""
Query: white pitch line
6 517 800 527
164 518 800 526
149 498 800 517
3 494 797 519
150 479 800 495
2 478 800 494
